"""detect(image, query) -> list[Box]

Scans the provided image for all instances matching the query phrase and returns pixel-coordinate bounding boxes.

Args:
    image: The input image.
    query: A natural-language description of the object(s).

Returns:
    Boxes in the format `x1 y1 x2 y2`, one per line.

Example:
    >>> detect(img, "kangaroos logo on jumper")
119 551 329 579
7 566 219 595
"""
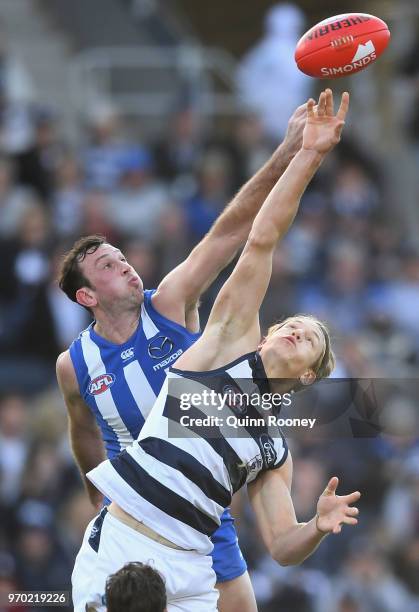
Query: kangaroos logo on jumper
88 373 116 395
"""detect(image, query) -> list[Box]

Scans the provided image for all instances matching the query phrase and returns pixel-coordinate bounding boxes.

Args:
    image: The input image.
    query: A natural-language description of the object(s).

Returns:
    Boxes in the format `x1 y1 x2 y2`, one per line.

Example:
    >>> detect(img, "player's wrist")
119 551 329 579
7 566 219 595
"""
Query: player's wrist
315 513 330 536
298 147 325 165
270 142 295 174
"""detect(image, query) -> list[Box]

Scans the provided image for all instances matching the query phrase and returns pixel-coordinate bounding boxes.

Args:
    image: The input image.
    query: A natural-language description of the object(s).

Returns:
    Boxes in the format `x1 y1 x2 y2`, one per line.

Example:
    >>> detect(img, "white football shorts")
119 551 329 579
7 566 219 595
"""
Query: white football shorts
72 509 219 612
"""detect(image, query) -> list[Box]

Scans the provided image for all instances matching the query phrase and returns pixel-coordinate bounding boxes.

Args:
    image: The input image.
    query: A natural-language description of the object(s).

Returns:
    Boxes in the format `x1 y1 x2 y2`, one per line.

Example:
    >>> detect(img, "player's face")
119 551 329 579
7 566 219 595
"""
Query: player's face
78 244 143 309
260 317 326 380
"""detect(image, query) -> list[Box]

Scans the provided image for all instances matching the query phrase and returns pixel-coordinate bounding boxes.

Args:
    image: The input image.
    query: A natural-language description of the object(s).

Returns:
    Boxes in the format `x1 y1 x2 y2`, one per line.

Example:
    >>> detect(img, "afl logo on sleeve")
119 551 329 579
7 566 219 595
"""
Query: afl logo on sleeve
147 335 174 359
88 374 116 395
259 433 277 469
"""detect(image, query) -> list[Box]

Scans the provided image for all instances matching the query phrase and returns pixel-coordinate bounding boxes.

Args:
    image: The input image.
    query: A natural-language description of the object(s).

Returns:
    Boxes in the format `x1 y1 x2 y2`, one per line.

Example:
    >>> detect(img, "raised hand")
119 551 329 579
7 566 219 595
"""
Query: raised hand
302 89 349 155
316 476 360 535
282 102 308 159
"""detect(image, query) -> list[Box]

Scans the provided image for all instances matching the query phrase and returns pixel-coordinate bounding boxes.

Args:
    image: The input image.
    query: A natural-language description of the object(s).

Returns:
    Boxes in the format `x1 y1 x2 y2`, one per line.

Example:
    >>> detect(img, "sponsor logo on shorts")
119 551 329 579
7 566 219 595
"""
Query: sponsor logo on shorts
88 374 116 395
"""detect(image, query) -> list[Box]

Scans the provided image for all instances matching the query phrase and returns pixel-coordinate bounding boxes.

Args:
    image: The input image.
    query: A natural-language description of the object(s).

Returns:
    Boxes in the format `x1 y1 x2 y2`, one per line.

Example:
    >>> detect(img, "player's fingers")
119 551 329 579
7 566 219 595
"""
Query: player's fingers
296 102 308 116
317 91 326 117
333 524 342 535
337 91 350 120
307 98 316 119
325 88 334 116
343 490 361 504
323 476 339 496
346 506 359 517
343 516 358 526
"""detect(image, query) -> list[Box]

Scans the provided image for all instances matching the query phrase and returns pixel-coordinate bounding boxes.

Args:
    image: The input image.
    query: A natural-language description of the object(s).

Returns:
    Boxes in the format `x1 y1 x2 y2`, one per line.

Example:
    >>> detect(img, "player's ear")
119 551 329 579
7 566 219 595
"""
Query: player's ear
76 286 97 309
257 337 267 352
299 369 316 387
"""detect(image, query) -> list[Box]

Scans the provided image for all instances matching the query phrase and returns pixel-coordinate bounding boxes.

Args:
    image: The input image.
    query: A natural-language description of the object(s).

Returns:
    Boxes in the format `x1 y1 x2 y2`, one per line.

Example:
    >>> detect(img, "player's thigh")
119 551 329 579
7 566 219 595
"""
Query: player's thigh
216 571 258 612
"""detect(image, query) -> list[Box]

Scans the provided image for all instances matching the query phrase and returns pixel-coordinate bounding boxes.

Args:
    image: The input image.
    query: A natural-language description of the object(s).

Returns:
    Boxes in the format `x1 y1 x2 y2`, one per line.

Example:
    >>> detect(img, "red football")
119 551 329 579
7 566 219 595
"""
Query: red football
295 13 390 79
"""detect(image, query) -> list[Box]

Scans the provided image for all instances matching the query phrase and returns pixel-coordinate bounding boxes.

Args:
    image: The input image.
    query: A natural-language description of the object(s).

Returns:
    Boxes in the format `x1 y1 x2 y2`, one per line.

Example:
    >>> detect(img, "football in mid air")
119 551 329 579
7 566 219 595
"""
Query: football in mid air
295 13 390 79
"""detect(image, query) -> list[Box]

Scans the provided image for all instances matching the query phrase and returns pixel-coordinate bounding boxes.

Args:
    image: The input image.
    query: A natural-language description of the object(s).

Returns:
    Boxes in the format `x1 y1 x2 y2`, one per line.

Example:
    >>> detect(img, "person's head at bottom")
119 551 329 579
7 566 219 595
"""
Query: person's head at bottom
105 561 167 612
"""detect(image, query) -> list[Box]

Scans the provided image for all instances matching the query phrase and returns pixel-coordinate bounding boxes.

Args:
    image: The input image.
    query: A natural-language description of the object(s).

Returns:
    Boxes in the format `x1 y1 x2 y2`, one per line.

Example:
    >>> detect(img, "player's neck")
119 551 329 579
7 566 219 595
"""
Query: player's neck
93 309 140 345
261 353 296 394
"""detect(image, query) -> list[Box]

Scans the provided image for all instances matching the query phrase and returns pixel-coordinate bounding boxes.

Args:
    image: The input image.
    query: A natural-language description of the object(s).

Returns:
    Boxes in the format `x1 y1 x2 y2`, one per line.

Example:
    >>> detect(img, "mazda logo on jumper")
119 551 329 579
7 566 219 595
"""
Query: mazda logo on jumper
148 336 174 359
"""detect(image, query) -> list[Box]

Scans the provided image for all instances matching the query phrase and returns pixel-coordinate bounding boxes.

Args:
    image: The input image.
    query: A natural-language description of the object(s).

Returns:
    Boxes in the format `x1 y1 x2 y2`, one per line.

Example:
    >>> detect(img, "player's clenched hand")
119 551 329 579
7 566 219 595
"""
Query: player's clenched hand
302 89 349 155
316 476 360 535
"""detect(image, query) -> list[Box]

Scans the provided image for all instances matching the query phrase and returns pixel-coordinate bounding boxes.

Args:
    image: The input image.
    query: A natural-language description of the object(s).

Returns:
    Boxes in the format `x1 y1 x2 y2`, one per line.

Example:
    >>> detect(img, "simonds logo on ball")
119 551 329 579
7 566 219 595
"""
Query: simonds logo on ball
321 41 376 77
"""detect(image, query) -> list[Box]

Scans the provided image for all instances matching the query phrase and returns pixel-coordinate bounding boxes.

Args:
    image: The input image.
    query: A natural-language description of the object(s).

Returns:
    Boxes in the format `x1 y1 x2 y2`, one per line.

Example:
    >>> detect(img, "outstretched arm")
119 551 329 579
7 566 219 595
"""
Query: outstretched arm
152 104 307 329
205 90 349 342
248 456 360 566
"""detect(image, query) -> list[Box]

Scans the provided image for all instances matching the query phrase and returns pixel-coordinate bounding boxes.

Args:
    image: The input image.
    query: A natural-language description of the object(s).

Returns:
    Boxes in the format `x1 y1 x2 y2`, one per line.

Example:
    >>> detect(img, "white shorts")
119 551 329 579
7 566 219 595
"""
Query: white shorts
72 509 219 612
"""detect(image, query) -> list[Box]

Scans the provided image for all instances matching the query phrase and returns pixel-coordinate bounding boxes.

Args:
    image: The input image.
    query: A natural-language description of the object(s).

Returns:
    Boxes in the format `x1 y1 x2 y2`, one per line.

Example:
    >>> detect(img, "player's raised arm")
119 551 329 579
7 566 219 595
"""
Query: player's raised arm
205 89 348 341
248 457 360 566
152 103 307 328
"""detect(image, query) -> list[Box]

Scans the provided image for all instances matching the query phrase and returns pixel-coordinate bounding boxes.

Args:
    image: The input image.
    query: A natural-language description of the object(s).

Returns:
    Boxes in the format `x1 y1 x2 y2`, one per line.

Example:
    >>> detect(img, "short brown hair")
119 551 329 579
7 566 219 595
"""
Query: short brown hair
105 562 167 612
266 314 335 388
58 235 107 303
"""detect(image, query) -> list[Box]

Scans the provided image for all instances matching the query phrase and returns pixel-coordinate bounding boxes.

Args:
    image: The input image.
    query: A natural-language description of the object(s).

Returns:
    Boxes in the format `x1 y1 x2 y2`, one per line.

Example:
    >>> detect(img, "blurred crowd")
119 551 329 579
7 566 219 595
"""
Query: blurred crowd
1 2 419 610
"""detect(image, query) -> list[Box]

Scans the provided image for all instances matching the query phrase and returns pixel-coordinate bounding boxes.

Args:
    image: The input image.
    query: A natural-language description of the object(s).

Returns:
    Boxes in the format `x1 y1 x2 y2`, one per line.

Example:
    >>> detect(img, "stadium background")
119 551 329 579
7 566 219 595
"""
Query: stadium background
1 0 419 610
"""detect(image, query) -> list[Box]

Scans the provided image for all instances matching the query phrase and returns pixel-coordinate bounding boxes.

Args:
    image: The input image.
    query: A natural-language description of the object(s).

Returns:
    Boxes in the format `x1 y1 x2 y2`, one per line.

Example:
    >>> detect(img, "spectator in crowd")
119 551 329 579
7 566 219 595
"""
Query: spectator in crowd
236 3 311 139
51 153 85 238
182 150 233 241
82 108 133 191
13 107 62 201
0 155 34 239
106 147 172 242
0 395 29 508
